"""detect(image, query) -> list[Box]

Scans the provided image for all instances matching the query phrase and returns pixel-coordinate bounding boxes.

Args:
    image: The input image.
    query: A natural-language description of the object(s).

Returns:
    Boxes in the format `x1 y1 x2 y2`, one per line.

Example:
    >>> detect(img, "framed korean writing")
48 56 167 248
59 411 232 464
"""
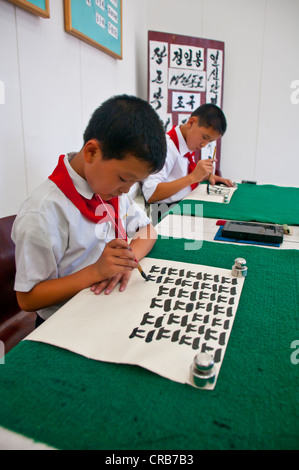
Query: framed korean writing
8 0 50 18
64 0 122 60
148 31 225 175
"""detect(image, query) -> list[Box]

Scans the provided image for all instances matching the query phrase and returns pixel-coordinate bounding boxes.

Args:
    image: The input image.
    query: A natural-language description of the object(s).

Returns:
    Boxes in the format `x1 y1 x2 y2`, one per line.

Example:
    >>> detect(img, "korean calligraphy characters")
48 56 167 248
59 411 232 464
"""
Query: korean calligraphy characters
149 34 224 130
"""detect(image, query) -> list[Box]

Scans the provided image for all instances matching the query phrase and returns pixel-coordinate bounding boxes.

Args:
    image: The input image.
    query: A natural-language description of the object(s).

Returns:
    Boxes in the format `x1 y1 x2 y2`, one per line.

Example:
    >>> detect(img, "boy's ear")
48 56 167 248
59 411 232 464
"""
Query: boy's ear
187 116 199 128
83 139 102 163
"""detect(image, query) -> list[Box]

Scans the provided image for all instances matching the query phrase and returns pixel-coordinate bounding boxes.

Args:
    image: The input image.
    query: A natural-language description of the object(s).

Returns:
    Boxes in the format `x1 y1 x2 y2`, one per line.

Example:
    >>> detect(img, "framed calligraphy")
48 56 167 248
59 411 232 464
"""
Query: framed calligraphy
64 0 122 59
8 0 50 18
148 31 225 175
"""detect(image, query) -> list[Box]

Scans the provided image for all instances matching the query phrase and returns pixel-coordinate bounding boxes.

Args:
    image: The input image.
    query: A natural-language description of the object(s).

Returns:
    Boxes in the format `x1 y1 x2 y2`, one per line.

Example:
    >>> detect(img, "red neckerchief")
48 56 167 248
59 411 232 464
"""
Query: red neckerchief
48 155 126 239
167 126 198 190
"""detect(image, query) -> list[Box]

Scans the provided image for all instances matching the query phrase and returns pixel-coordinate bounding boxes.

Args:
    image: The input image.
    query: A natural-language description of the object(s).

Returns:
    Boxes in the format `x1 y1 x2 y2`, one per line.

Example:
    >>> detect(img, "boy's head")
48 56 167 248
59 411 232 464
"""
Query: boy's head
82 95 167 201
183 103 227 152
83 95 166 173
191 103 227 136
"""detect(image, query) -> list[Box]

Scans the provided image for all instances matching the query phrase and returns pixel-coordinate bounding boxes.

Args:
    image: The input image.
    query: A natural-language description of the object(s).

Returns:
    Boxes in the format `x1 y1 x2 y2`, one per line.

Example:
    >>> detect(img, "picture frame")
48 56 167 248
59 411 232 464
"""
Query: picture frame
64 0 122 60
8 0 50 18
148 30 225 175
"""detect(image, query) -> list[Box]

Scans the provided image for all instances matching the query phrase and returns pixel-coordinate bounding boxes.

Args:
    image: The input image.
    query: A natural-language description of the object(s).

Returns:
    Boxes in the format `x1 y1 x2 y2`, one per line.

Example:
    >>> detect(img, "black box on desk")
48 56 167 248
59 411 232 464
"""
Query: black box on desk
222 221 284 244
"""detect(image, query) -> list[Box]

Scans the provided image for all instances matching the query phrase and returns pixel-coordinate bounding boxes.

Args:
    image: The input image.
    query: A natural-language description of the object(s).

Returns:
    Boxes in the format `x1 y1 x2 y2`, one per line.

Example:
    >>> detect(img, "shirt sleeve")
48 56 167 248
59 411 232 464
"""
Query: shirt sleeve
142 137 178 202
11 210 68 292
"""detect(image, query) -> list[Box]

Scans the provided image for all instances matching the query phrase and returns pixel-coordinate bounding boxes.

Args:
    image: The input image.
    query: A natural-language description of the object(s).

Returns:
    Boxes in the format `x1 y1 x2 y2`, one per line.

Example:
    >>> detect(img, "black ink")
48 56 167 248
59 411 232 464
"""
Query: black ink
179 335 192 346
151 46 167 65
157 285 170 296
140 312 155 325
219 332 227 346
226 307 233 317
156 327 171 340
177 288 189 298
204 328 218 342
155 314 166 328
171 330 180 342
149 297 163 309
167 313 181 325
129 327 146 339
213 305 226 315
164 277 175 284
145 330 155 343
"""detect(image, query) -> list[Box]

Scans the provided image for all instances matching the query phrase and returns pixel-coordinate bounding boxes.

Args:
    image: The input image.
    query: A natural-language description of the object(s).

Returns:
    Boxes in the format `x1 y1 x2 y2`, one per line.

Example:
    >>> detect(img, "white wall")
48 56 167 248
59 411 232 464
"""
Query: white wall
1 0 298 218
0 0 147 217
147 0 299 187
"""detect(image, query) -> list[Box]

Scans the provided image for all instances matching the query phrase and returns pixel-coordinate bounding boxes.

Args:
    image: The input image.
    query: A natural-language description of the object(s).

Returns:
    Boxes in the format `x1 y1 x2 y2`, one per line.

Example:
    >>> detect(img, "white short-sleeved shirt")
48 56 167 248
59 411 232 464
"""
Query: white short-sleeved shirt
142 126 193 204
12 154 150 320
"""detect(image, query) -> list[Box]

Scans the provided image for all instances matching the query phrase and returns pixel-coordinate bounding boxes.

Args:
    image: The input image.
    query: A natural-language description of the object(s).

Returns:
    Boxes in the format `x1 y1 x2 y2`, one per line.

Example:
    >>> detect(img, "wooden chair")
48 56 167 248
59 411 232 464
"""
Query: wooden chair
0 215 36 355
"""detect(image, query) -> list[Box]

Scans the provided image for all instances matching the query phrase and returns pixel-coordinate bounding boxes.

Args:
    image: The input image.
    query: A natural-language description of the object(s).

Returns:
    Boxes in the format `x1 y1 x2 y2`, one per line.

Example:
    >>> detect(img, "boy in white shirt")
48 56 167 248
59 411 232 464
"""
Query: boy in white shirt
142 103 233 206
12 95 166 325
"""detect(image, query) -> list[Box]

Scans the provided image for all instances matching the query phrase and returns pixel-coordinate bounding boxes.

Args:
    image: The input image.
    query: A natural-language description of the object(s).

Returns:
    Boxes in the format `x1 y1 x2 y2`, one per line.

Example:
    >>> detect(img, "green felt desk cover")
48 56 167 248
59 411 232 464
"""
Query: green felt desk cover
0 238 298 450
168 183 299 225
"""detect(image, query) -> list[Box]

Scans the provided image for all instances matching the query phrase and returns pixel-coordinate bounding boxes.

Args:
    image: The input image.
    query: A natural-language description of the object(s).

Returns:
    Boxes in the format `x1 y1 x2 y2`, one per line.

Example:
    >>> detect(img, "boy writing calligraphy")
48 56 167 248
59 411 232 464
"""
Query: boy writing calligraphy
142 103 233 206
12 95 166 325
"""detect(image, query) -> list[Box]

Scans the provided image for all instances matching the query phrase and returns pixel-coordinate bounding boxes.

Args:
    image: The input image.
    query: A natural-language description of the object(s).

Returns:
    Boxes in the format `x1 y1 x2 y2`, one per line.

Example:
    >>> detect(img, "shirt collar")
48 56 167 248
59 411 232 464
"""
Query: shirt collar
64 153 94 200
175 125 193 155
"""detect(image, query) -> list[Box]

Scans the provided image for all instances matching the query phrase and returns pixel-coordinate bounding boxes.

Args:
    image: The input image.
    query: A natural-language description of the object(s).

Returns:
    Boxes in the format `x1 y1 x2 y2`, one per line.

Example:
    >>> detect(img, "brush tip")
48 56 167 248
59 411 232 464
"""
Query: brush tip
141 271 149 281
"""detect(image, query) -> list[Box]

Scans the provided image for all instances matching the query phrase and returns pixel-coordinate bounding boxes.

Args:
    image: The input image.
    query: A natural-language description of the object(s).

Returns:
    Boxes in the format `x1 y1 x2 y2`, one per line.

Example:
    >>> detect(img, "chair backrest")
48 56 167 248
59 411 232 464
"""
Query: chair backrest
0 215 20 320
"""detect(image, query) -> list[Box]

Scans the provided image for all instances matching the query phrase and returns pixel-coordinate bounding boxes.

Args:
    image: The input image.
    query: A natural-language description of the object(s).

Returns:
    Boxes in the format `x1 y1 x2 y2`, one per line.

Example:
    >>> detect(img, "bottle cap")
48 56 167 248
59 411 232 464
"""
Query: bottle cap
193 353 215 372
235 258 246 267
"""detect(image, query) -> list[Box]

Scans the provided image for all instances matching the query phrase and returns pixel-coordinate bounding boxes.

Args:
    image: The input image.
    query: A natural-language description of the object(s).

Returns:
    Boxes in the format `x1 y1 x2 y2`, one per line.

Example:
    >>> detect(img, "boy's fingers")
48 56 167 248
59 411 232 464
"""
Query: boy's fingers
199 158 217 164
105 272 131 295
119 275 130 292
106 240 136 260
104 275 122 295
114 258 138 269
91 279 110 295
108 238 130 249
111 248 136 260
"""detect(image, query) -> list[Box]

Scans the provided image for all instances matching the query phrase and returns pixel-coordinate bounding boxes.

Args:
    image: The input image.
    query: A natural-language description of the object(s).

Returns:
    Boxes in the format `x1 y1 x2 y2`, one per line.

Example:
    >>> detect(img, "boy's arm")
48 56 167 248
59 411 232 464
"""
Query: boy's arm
16 239 138 312
148 175 195 203
129 222 157 260
16 266 98 312
148 159 216 203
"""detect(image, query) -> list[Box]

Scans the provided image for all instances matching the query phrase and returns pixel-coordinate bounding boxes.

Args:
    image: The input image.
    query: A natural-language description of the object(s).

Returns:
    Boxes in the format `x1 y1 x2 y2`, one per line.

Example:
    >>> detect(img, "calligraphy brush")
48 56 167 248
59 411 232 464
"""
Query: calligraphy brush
207 145 217 194
210 145 217 163
95 194 149 281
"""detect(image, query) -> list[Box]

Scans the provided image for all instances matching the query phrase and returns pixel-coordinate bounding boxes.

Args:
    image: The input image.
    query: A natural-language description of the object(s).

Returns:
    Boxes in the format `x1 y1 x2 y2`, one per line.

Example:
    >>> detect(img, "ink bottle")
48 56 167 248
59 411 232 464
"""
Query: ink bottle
231 258 247 278
190 353 216 388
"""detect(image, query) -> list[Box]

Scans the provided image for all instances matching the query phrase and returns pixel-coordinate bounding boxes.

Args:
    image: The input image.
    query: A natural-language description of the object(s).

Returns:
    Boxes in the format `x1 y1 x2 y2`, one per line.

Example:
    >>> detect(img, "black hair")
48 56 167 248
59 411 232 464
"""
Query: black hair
83 94 167 173
191 103 227 135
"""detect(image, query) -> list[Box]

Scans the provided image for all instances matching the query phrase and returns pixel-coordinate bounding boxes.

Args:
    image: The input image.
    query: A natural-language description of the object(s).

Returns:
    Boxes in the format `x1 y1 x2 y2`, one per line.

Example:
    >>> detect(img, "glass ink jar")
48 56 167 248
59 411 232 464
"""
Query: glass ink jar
231 258 247 278
190 353 216 388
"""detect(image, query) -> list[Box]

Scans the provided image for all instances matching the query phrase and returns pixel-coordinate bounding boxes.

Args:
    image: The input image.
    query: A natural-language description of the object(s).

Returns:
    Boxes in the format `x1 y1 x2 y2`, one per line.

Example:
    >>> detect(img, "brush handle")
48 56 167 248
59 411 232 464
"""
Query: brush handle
95 194 148 280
